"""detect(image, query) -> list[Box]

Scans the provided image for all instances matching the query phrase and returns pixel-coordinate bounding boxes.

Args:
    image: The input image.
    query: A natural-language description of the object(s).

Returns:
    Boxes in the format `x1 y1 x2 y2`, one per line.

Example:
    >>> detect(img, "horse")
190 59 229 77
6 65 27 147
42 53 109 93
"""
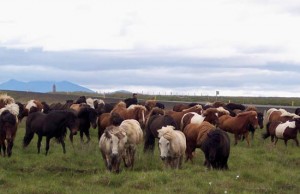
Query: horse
201 129 230 170
242 106 264 140
0 94 15 109
218 111 259 146
262 117 300 146
23 110 79 155
165 105 202 130
157 125 186 169
69 107 98 143
49 100 74 111
225 103 246 112
124 97 138 108
119 119 143 169
24 99 44 116
263 108 296 128
144 114 177 153
99 126 128 173
0 103 19 157
97 112 124 140
111 102 147 128
183 121 216 162
172 104 190 112
75 96 86 104
180 107 229 130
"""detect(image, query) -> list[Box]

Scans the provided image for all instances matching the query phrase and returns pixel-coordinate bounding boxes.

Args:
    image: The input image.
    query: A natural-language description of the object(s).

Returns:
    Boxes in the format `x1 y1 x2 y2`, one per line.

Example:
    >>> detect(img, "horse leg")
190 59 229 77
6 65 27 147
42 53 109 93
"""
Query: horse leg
45 137 51 155
245 132 250 147
80 130 84 144
284 139 288 146
274 137 278 146
37 135 42 154
234 134 239 145
61 139 66 154
69 133 73 145
84 129 91 144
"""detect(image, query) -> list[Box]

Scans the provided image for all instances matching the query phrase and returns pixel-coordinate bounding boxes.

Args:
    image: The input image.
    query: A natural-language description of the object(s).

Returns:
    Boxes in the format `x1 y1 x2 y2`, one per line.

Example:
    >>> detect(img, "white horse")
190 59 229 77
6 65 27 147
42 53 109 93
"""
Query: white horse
158 125 186 169
99 126 128 173
119 119 143 169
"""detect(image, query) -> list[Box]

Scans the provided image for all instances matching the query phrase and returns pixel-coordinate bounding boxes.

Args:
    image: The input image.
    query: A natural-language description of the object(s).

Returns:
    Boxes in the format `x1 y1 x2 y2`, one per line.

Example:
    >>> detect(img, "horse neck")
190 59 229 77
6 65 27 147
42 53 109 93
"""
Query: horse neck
237 113 256 128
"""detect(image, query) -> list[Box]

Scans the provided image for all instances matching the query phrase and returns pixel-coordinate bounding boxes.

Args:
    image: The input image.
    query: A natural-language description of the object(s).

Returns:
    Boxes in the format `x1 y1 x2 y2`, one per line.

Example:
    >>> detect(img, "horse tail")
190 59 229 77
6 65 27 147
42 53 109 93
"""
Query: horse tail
23 131 35 147
262 122 271 139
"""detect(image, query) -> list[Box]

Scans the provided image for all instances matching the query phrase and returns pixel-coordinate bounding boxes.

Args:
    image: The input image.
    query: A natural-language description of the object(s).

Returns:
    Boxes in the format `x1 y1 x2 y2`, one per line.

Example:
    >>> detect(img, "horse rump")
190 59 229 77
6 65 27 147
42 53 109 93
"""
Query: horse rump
201 129 230 170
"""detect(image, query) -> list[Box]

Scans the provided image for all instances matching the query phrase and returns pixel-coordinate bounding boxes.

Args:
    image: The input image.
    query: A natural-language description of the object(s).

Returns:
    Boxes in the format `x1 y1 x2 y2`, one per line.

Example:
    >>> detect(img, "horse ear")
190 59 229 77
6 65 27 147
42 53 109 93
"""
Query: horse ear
105 130 112 138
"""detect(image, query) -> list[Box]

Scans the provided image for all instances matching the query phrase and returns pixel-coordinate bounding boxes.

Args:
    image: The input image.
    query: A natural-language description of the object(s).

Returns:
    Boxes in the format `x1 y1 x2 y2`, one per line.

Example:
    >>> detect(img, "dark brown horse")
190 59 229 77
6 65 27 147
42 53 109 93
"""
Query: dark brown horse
0 109 18 157
262 117 300 146
23 110 79 155
218 111 258 146
144 112 177 152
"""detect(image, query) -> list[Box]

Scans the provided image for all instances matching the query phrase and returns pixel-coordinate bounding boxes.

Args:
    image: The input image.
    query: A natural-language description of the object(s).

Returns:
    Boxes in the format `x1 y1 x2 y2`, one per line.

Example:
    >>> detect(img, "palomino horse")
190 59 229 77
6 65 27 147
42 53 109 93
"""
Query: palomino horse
111 102 147 128
218 111 259 146
262 117 300 146
165 104 202 131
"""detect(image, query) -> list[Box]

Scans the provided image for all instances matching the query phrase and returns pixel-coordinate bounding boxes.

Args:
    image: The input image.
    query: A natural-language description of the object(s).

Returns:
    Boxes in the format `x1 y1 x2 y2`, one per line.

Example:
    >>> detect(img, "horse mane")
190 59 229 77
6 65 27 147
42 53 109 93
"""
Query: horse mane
0 103 19 117
281 111 298 118
127 104 146 111
0 94 15 105
157 125 175 140
113 101 126 109
25 100 37 110
182 104 202 112
148 107 165 117
245 106 257 112
203 108 217 116
216 107 230 115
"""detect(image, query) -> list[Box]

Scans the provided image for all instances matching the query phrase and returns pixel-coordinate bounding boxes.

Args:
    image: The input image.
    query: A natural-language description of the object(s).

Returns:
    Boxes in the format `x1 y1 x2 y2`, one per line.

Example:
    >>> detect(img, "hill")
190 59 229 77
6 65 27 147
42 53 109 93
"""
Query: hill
0 79 95 93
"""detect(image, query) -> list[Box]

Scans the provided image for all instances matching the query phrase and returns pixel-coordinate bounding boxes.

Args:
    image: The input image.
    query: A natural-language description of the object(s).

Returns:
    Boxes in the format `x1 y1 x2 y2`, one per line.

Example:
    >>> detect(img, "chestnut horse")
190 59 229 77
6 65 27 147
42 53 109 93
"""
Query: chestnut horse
180 107 229 130
111 102 147 128
218 111 258 146
165 105 202 131
183 121 216 162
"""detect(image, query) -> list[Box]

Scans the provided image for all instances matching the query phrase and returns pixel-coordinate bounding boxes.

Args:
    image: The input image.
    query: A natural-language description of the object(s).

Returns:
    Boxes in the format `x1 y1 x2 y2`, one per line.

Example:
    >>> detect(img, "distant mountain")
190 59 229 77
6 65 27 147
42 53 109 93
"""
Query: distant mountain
111 90 132 94
0 79 95 93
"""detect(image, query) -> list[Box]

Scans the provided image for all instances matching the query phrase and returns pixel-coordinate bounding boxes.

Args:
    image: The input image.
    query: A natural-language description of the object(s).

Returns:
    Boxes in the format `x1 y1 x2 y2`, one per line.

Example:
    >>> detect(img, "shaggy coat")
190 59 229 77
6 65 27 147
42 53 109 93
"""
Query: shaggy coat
119 119 143 169
183 121 216 162
158 126 186 169
201 129 230 170
99 126 128 173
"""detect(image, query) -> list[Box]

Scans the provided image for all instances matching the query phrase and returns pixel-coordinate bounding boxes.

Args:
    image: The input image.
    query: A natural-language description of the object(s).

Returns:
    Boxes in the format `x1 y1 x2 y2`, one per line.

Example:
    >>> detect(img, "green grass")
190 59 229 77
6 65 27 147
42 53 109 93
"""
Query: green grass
1 120 300 194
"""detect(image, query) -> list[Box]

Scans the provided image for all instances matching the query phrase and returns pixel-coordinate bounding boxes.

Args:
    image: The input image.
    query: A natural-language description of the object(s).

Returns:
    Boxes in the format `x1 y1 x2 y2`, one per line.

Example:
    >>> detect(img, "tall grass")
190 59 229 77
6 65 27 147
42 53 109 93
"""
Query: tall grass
0 120 300 194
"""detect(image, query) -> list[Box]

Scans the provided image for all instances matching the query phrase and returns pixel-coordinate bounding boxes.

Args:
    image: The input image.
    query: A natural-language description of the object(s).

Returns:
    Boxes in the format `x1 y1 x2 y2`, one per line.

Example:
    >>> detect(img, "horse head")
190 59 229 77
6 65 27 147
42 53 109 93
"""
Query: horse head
248 111 259 129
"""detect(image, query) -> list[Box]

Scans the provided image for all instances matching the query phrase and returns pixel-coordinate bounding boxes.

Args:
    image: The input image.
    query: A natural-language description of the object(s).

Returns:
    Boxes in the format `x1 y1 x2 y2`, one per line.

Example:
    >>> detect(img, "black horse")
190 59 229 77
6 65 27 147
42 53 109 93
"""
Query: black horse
201 129 230 170
23 110 79 155
69 107 98 143
0 110 18 157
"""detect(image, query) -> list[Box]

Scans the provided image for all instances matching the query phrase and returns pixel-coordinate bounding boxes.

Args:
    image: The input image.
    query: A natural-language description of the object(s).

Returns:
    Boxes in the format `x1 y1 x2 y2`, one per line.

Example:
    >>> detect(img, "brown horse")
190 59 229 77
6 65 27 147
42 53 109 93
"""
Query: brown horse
218 111 258 146
165 105 202 131
180 107 229 130
263 117 300 146
183 121 216 162
0 104 19 157
263 108 296 128
144 109 177 152
111 102 147 128
97 112 124 139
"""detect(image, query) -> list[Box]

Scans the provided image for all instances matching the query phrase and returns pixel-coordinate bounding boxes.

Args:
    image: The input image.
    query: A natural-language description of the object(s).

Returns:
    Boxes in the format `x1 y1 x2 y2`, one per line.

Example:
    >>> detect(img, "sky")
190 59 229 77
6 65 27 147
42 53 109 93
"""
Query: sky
1 0 300 97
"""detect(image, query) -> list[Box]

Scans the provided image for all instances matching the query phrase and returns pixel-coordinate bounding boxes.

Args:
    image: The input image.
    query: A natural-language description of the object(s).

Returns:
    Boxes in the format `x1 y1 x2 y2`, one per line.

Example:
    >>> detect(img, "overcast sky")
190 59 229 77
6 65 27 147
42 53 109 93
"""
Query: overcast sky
1 0 300 97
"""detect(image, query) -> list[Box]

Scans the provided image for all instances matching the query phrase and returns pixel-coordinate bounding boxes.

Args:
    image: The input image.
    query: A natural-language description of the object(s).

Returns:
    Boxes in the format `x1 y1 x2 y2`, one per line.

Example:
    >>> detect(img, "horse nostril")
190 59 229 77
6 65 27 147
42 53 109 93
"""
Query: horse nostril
160 156 166 161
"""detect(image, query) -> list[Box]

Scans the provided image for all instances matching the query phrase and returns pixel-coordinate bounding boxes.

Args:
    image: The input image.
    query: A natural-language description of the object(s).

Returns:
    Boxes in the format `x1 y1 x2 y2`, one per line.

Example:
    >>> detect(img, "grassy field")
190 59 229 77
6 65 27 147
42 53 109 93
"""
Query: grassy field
0 120 300 194
1 90 300 193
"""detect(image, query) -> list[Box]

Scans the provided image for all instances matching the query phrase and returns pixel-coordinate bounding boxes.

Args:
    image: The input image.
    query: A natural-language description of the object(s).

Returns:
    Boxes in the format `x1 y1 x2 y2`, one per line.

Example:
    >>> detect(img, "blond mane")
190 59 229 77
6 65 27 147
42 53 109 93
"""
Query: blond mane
157 125 176 141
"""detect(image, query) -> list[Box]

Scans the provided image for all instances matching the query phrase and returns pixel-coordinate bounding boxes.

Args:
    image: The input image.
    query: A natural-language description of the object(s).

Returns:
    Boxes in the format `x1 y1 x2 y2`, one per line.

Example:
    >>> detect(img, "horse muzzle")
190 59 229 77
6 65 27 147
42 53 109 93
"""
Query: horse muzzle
160 156 167 161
